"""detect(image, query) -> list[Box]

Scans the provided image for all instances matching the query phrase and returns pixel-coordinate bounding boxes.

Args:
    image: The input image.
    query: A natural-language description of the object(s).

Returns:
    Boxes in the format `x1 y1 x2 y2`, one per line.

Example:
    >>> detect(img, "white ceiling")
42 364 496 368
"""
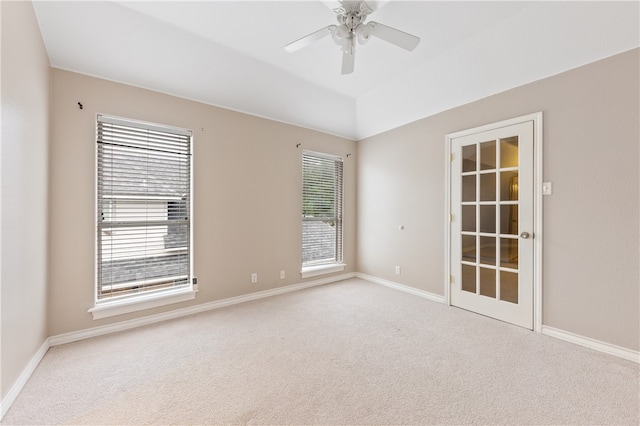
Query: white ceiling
33 1 639 140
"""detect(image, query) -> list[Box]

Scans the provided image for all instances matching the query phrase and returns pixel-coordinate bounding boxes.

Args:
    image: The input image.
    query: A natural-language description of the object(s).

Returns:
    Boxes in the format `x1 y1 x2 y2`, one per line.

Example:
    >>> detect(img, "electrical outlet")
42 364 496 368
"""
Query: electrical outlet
280 270 285 279
395 266 401 275
251 273 257 283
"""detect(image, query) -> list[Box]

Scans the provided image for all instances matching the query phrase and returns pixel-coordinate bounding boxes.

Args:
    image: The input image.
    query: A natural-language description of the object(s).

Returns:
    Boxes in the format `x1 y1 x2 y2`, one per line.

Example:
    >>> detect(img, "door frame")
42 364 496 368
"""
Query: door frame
444 112 543 333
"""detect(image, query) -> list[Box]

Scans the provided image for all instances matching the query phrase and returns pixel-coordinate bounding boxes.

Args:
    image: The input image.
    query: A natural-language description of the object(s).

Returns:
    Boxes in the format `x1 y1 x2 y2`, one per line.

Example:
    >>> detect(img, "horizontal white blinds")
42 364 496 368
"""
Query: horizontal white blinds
96 115 192 301
302 151 343 267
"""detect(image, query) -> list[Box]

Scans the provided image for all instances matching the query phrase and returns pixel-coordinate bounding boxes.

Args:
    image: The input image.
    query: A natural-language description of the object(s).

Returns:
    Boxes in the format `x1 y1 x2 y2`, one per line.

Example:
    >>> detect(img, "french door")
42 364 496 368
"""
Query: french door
448 119 536 329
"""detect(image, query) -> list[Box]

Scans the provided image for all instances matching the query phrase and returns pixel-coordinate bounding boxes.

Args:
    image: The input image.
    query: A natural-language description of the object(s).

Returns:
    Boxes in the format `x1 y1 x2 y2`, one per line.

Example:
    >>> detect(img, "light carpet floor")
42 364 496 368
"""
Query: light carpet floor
2 278 639 425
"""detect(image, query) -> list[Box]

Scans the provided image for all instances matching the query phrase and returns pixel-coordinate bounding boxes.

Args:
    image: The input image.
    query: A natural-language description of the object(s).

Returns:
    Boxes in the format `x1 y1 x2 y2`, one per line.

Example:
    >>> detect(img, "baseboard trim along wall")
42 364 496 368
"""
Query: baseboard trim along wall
357 273 639 364
0 273 355 421
49 272 356 347
541 325 640 364
3 273 638 421
0 339 50 420
356 272 446 304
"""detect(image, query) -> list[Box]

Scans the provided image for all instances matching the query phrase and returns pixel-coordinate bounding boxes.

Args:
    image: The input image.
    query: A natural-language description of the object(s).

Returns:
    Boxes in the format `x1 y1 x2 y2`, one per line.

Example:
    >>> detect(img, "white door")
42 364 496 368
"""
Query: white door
449 120 534 329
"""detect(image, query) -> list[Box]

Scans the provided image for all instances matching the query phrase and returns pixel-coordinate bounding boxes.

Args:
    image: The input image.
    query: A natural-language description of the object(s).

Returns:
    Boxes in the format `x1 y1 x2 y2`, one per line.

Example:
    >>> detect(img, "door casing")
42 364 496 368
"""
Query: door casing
444 112 543 332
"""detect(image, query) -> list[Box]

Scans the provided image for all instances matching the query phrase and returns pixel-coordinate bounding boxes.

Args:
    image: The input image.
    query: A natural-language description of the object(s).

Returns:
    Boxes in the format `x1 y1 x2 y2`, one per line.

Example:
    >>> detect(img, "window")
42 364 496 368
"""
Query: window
95 115 192 309
302 151 344 276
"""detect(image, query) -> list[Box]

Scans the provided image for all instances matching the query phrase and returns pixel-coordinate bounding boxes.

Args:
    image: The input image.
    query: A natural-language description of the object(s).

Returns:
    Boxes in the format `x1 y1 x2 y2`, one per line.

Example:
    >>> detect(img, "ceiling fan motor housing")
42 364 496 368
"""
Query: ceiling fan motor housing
333 1 374 50
337 12 365 30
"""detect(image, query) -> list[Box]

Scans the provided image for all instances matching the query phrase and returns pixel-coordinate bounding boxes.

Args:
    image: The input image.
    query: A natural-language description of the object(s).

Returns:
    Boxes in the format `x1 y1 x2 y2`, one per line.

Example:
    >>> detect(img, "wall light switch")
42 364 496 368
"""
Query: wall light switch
542 182 553 195
251 273 257 283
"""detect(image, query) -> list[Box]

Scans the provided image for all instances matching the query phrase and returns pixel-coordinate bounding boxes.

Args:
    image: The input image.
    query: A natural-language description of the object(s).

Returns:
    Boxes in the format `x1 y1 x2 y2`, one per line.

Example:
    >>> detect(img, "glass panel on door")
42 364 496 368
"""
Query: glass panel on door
479 267 496 298
500 205 518 235
462 175 476 202
461 235 476 262
458 136 520 302
479 236 496 266
500 238 518 269
500 137 519 168
450 118 534 330
500 270 518 304
500 171 519 201
480 141 496 170
479 205 496 233
462 205 476 232
461 264 476 293
480 173 496 201
462 145 477 172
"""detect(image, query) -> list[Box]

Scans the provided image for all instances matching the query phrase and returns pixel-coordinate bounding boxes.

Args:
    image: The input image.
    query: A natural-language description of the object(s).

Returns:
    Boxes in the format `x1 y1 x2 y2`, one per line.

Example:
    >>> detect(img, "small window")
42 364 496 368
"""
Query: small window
302 151 344 270
96 115 192 303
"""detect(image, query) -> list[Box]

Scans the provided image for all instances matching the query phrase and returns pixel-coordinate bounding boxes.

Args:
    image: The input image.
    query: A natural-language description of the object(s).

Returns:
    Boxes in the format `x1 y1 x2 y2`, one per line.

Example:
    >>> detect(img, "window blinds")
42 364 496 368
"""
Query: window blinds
302 151 343 266
96 115 192 301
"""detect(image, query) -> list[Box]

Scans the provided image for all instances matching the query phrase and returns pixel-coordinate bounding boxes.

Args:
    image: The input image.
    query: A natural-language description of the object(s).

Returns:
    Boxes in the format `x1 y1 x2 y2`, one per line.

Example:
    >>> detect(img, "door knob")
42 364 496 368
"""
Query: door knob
520 232 530 239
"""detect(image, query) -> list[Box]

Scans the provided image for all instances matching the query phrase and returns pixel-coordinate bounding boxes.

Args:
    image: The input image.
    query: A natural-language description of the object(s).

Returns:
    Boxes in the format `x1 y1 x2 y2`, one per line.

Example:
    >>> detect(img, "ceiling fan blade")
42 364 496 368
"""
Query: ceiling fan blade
368 21 420 51
285 26 335 53
341 51 355 75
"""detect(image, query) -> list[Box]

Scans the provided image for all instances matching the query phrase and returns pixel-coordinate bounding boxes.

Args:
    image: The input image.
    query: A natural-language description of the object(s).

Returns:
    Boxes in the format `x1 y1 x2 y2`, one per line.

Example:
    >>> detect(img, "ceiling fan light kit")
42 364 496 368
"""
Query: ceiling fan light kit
284 1 420 75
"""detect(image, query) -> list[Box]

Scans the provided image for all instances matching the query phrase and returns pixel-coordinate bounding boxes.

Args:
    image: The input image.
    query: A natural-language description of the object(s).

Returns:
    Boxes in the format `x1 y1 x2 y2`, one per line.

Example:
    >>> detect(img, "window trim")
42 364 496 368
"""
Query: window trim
88 286 196 320
300 263 346 279
301 150 344 277
92 114 194 318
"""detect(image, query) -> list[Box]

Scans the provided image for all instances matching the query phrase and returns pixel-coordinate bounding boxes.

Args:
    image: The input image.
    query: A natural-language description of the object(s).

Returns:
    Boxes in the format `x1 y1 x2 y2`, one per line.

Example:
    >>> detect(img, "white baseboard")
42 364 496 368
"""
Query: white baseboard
49 272 356 347
356 272 446 304
2 273 353 420
4 273 636 421
541 326 639 364
356 273 639 364
0 339 50 420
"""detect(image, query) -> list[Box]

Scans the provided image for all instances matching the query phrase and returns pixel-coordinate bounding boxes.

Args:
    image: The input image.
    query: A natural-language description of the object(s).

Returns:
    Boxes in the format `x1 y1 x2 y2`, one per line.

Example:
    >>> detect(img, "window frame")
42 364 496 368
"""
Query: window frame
301 150 345 278
90 114 195 319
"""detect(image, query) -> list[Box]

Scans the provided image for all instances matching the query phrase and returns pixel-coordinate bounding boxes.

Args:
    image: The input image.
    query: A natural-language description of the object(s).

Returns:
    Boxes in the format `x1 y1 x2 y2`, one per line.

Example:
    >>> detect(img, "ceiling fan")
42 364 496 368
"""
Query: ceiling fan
284 1 420 75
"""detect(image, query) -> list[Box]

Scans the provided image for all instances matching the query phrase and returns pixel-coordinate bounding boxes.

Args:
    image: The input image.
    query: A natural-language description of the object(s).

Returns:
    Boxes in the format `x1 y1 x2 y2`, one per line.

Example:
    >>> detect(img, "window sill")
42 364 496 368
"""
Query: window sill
301 263 346 279
88 287 196 320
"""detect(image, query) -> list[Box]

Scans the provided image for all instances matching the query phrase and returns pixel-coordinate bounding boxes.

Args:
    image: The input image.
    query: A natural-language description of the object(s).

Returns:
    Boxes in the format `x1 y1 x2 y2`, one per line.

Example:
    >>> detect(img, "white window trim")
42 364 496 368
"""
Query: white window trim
301 150 344 274
94 114 194 318
301 263 346 279
88 287 196 320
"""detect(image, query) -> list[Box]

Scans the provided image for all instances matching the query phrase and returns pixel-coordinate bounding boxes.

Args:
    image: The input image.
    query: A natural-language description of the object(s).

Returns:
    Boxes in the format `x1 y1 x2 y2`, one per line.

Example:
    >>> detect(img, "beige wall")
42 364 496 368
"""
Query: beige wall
357 49 640 351
0 1 51 400
1 5 637 410
47 69 357 336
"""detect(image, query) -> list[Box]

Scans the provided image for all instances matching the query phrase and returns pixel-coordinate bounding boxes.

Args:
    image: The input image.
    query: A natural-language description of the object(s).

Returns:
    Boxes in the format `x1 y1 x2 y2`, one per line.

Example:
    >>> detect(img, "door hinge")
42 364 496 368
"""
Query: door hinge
450 153 454 162
449 214 453 223
449 275 453 284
